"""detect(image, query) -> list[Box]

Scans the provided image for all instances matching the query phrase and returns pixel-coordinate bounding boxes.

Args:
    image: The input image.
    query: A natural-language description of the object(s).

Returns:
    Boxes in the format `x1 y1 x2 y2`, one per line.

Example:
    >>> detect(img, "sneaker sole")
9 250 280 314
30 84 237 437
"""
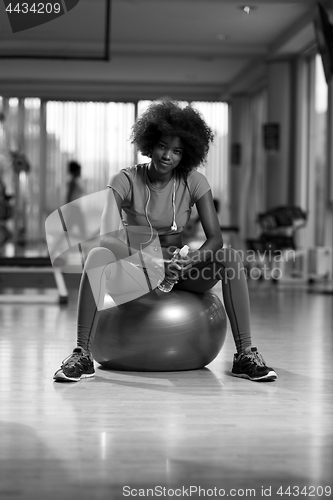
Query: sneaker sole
231 370 277 382
53 371 95 382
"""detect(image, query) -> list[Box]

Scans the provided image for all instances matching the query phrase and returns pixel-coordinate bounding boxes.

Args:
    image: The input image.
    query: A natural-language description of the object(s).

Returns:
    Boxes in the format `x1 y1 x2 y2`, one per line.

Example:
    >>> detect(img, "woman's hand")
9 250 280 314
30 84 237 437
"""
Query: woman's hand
163 255 181 284
165 250 194 283
140 252 181 285
140 251 166 283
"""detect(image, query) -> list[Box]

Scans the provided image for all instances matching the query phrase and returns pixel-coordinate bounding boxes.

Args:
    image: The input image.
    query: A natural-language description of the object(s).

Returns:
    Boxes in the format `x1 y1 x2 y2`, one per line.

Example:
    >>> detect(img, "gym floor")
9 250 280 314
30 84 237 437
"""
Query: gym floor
0 281 332 500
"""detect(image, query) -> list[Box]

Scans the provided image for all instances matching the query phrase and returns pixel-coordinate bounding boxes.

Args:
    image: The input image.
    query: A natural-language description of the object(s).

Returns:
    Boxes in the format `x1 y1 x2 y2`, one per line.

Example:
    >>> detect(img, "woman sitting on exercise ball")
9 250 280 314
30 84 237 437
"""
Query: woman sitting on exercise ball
53 97 277 383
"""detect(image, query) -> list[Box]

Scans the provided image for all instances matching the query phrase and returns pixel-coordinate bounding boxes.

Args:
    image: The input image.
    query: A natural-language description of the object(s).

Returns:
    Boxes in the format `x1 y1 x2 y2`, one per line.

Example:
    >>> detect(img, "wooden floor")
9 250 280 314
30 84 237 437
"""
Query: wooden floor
0 281 332 500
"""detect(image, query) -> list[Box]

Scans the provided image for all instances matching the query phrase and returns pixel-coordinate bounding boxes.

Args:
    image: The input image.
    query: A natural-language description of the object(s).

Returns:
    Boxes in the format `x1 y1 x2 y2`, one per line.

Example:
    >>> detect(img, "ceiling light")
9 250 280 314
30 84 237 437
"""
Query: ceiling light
239 5 257 14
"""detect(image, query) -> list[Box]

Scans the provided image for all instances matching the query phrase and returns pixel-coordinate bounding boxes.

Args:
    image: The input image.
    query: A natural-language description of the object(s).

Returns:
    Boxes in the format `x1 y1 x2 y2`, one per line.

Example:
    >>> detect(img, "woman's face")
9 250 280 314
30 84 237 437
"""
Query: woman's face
151 135 183 176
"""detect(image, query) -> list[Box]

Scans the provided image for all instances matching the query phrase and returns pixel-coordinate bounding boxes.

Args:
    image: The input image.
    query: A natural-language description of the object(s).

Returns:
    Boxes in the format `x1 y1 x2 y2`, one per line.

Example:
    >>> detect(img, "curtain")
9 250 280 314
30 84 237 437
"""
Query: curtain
46 101 136 211
192 101 229 225
0 97 229 247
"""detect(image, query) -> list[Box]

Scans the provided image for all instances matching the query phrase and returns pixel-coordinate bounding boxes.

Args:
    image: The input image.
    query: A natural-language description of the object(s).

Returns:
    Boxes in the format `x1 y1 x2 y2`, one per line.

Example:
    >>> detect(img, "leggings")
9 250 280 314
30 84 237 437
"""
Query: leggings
76 246 252 355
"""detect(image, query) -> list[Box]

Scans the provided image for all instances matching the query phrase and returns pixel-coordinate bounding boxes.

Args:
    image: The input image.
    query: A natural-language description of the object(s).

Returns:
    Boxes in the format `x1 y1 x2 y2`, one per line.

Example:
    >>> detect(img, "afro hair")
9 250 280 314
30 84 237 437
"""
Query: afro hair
131 98 214 177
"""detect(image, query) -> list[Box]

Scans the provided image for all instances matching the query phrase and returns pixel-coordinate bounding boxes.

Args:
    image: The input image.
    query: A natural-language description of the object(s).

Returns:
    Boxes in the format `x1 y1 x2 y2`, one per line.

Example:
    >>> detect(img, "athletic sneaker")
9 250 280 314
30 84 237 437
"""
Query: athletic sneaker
231 346 277 382
53 347 95 382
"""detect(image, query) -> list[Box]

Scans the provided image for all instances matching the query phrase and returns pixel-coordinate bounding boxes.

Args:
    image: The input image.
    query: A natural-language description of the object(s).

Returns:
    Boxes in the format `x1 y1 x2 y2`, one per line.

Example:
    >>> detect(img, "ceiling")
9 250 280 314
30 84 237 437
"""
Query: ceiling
0 0 331 101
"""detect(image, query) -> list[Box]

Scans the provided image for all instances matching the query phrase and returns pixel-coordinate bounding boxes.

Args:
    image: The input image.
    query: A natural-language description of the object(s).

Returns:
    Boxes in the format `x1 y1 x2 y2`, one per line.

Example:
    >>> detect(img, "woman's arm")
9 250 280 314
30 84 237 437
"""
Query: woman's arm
99 188 131 259
190 189 223 263
174 190 222 273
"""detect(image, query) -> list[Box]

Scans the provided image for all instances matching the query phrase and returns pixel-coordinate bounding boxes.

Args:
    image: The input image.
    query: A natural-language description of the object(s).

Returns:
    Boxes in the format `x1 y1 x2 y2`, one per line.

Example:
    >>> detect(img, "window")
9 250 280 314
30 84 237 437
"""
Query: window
0 97 229 252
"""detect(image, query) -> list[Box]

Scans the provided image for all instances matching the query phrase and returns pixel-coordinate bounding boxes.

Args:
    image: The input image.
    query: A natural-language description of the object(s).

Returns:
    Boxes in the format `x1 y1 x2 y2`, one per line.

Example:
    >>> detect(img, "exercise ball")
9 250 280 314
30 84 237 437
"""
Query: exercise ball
90 289 227 371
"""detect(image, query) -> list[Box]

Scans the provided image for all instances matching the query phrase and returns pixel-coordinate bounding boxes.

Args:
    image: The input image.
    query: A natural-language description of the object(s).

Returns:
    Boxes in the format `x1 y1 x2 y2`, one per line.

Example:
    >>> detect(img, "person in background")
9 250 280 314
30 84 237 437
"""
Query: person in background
66 160 86 238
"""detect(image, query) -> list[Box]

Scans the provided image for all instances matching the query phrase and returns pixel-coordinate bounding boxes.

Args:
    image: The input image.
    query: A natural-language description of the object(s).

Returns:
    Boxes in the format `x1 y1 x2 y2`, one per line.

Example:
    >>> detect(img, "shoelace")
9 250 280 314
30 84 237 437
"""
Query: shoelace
62 352 85 368
246 350 266 367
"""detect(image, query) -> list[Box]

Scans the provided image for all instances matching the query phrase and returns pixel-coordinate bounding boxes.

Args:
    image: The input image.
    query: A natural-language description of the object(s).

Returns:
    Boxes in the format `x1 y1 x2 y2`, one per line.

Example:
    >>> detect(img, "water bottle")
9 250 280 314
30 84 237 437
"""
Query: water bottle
158 245 189 293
